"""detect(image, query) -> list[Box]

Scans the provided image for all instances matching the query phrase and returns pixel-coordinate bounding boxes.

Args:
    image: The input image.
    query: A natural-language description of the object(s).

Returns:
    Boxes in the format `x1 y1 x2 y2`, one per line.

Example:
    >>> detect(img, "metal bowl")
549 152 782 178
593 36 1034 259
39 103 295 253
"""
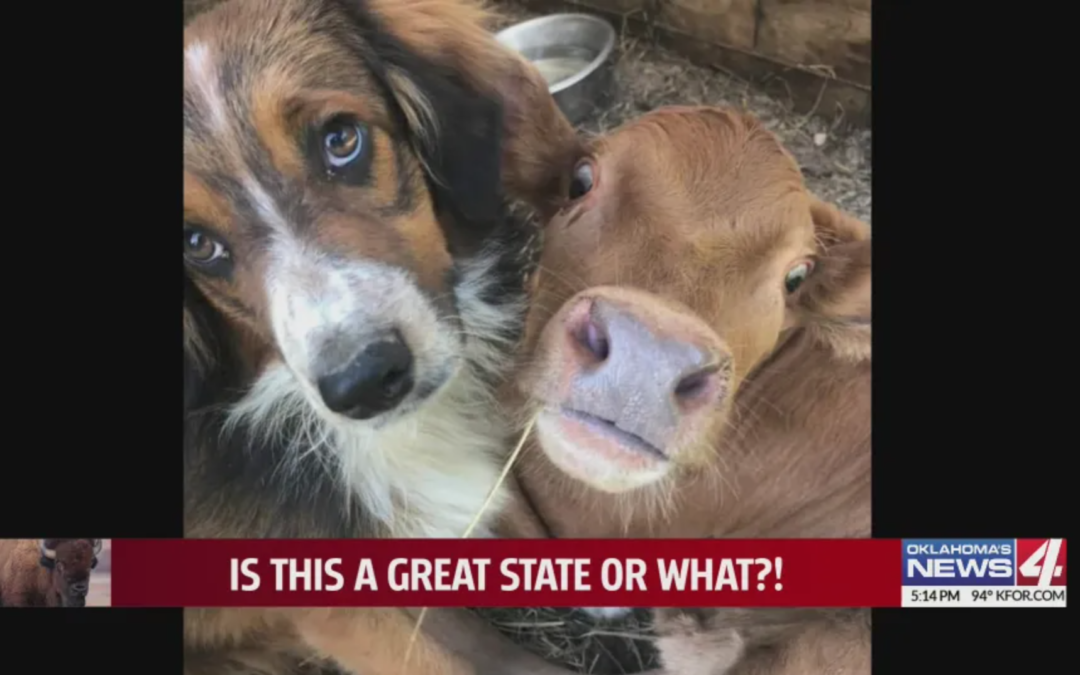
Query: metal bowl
496 13 617 125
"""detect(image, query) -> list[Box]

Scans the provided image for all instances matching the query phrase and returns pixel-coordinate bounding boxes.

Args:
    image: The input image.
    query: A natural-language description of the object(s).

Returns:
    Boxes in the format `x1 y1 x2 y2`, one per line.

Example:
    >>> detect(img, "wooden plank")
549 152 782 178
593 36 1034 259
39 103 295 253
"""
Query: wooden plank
757 0 871 85
768 0 869 11
657 0 758 51
651 25 871 123
552 0 650 13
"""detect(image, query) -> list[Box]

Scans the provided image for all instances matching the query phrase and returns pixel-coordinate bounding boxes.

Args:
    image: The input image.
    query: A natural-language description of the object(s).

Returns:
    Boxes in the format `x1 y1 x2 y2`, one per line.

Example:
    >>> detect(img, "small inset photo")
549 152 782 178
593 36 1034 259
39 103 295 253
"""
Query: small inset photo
0 539 111 607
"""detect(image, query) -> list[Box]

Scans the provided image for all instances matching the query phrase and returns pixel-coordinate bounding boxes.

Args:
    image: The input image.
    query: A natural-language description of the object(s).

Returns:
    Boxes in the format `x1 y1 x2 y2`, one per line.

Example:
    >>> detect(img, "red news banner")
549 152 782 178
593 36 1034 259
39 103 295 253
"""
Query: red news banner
111 539 901 608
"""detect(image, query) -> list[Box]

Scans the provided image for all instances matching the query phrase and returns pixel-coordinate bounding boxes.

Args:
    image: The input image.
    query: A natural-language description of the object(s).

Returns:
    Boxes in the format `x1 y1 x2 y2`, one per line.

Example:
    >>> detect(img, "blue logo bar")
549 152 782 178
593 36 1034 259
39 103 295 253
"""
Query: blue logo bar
902 538 1016 586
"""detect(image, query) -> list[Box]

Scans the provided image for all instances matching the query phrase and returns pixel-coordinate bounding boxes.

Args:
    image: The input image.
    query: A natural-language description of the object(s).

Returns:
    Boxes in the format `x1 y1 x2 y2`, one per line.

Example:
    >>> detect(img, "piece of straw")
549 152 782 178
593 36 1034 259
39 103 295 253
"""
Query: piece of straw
400 415 538 673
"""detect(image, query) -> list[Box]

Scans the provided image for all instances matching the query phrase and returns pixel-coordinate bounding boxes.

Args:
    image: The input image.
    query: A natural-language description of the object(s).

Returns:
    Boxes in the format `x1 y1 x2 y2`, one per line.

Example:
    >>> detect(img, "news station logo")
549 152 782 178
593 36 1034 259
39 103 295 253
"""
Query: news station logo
902 538 1066 587
901 538 1067 607
903 539 1015 586
1015 539 1067 587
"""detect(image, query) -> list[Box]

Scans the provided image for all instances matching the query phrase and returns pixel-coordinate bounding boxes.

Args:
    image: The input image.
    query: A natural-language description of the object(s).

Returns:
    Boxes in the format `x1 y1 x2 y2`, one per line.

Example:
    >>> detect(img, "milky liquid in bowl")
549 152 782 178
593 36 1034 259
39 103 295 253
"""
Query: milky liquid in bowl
525 45 596 87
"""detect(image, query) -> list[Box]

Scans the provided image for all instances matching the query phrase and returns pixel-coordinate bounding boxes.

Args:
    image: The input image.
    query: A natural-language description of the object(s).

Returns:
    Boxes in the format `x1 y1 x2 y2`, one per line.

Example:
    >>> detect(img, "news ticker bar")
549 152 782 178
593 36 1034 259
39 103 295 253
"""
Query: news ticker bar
902 586 1067 608
104 538 1065 608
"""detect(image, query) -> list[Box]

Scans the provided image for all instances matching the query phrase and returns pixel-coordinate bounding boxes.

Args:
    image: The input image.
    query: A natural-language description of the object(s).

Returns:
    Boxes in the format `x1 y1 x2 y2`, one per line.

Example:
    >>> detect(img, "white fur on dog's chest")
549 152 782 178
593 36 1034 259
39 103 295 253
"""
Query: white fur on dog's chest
379 458 508 539
333 374 512 539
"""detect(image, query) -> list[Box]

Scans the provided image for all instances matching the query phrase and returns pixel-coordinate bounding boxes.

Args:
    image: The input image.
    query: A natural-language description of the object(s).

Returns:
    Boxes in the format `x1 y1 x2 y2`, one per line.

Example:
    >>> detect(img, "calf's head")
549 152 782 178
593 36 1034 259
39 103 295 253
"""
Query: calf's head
515 106 870 493
39 539 101 607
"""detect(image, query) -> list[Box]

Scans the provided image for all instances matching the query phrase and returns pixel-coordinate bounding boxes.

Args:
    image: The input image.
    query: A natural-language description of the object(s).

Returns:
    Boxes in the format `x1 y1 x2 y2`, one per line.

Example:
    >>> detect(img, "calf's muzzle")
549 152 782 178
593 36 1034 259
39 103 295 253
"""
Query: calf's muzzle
547 287 731 456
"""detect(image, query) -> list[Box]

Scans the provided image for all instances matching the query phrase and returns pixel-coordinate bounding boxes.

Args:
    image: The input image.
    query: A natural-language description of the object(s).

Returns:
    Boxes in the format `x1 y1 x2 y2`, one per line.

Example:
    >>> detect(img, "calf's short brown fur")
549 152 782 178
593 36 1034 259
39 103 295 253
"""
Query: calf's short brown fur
495 106 871 674
183 1 584 674
654 608 870 675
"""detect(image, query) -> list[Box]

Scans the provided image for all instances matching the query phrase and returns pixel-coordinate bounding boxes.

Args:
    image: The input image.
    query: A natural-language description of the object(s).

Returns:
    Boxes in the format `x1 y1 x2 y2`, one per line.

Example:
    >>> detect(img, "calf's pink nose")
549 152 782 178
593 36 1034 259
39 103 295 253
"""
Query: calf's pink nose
555 290 731 453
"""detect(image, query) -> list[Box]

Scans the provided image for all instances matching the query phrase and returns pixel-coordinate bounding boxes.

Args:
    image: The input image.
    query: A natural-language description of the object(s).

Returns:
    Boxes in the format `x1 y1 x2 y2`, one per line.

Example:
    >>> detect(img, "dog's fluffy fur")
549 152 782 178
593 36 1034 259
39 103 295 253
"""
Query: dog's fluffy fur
183 1 581 673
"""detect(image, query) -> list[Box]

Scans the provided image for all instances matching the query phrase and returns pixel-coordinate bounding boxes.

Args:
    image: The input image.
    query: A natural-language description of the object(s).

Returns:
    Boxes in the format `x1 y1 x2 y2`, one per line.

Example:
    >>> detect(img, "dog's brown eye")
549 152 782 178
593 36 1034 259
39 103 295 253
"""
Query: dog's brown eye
569 159 596 200
323 117 366 168
184 225 230 266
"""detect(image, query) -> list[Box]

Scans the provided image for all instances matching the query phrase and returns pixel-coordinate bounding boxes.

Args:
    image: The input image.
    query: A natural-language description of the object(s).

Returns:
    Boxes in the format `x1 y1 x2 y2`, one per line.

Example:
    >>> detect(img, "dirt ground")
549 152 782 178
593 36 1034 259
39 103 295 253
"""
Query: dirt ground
493 2 871 225
473 4 872 674
475 606 662 673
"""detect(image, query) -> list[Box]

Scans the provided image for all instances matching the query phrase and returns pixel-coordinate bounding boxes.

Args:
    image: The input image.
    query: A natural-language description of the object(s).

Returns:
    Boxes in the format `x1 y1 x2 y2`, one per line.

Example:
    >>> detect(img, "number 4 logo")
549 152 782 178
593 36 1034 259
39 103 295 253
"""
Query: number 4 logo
1017 539 1066 586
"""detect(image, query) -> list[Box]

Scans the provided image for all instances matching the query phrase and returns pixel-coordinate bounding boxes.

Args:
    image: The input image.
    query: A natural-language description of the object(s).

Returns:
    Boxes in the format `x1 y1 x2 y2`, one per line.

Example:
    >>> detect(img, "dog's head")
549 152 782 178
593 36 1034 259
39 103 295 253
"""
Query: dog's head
184 0 580 426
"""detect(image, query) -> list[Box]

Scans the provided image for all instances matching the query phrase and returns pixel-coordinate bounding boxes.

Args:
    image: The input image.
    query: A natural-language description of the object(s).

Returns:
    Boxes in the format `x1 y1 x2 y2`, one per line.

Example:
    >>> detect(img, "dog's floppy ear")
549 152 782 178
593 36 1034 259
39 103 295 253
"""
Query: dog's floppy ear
788 197 871 361
361 0 583 218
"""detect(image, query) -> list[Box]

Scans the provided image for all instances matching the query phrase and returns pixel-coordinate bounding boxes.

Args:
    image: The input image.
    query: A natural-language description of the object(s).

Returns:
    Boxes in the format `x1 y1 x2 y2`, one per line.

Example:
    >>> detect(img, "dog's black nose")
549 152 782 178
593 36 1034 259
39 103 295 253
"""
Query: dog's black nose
317 333 415 419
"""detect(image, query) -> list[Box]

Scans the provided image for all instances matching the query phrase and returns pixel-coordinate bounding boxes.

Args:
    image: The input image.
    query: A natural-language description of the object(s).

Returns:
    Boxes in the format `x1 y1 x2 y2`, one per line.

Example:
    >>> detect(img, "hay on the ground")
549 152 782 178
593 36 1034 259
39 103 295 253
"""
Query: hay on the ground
471 607 661 674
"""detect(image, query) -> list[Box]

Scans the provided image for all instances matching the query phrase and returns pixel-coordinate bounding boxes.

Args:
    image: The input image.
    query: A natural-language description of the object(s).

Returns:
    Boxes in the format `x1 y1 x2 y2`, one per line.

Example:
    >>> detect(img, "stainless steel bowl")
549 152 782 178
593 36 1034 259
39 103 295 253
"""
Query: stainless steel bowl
496 13 617 125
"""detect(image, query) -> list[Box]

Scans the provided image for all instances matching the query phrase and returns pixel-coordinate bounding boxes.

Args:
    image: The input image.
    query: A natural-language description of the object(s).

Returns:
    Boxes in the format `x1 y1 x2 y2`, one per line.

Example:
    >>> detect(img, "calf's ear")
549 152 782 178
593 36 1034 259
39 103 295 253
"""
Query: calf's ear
788 197 871 361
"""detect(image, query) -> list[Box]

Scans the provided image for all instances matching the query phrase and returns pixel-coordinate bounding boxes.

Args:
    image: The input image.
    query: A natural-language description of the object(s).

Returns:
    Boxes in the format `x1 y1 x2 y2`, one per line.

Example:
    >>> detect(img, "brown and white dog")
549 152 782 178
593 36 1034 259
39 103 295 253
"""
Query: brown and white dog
495 106 872 674
182 0 583 673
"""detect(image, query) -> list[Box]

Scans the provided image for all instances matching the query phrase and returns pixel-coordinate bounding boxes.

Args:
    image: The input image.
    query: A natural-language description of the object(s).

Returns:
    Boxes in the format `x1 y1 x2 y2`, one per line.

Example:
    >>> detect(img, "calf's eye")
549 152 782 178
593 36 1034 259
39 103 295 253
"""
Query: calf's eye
569 159 596 200
784 260 814 294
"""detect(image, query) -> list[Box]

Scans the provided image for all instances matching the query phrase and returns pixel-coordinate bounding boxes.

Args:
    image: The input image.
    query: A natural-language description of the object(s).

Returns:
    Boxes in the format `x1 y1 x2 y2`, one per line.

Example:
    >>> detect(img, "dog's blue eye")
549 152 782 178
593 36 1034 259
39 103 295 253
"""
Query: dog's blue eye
323 117 366 168
784 260 814 294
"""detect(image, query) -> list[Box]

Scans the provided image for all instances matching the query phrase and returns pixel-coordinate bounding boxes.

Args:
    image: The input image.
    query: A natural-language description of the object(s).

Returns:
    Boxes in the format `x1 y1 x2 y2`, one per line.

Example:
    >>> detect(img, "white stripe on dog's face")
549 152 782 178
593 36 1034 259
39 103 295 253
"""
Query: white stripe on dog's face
242 176 291 235
186 43 293 239
184 42 228 134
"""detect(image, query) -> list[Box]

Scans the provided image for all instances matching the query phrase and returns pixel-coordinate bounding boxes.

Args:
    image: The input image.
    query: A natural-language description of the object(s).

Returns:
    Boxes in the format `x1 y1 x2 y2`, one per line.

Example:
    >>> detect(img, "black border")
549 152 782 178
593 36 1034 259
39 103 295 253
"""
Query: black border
0 7 182 541
2 1 1069 673
0 0 181 668
871 2 1069 672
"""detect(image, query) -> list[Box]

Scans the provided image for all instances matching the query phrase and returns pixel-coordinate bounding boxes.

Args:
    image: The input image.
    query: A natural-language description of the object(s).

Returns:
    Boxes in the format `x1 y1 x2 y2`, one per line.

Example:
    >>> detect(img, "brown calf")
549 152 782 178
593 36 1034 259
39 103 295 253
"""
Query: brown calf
496 106 871 673
0 539 102 607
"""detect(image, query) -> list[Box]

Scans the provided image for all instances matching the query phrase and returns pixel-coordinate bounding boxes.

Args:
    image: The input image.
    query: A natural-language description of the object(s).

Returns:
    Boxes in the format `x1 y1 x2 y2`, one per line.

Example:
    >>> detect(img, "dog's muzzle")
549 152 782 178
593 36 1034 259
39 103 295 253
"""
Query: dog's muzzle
315 330 416 420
